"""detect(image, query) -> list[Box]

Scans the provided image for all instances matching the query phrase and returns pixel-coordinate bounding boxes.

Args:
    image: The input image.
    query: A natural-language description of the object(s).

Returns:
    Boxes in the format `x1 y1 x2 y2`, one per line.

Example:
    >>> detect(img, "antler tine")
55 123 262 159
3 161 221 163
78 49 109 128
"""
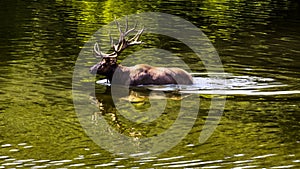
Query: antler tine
115 19 138 38
124 16 128 33
94 42 118 58
115 19 126 46
124 21 137 36
109 31 114 47
128 26 144 45
94 42 103 58
115 20 122 35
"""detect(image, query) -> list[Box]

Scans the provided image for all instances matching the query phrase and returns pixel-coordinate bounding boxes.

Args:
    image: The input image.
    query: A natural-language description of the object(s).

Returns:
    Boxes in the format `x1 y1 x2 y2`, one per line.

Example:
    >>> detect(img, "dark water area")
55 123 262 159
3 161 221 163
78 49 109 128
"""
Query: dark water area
0 0 300 168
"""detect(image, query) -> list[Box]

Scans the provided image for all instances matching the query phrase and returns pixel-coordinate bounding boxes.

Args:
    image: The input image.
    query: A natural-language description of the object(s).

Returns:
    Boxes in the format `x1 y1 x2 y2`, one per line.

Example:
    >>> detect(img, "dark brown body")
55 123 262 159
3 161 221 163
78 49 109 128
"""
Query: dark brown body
90 60 193 86
112 64 193 86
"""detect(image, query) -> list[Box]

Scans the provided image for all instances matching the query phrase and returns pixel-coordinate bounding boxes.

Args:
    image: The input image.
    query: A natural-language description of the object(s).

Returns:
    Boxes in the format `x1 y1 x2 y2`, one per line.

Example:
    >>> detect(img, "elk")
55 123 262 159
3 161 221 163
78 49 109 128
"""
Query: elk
89 20 193 86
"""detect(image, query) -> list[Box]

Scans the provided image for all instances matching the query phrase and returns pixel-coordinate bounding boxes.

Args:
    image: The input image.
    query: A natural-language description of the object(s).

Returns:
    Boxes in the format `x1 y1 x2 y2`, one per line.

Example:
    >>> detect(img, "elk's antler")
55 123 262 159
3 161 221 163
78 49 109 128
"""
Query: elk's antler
94 18 144 59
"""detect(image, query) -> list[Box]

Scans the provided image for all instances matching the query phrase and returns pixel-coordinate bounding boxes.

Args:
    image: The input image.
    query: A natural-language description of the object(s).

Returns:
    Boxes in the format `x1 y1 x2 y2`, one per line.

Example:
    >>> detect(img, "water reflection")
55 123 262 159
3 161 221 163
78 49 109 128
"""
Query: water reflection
91 85 190 127
1 0 300 168
84 83 202 157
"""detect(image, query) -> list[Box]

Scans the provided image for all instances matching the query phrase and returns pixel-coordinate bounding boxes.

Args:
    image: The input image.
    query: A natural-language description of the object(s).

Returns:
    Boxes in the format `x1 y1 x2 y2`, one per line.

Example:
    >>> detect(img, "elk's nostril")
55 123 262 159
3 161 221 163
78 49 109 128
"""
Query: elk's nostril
89 67 95 74
90 64 100 74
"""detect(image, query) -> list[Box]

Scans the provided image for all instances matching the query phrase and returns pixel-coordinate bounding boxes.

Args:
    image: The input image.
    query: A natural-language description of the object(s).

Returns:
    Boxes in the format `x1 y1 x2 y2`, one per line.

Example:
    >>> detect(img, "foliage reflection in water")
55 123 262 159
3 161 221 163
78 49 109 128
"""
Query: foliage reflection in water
0 0 299 168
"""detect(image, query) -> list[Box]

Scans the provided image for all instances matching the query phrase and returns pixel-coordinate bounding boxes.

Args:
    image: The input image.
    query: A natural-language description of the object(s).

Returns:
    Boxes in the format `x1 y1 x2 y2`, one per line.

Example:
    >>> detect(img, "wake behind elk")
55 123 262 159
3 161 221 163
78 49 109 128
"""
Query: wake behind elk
89 19 193 86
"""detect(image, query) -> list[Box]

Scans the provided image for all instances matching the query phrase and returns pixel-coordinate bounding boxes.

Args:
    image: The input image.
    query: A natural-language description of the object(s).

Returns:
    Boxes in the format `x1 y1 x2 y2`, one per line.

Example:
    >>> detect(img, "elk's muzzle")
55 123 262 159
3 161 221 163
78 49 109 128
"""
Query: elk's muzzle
90 63 100 74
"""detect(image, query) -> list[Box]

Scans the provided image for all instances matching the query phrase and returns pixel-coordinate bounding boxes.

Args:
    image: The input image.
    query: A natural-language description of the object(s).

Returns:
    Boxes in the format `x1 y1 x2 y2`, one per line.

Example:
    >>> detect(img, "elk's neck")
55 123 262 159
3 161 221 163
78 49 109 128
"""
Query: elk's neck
108 65 130 83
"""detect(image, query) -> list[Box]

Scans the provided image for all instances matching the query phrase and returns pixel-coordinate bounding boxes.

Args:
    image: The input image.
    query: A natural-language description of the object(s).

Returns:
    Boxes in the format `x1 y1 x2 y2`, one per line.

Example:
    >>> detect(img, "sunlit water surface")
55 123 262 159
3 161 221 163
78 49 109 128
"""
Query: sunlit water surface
0 0 300 168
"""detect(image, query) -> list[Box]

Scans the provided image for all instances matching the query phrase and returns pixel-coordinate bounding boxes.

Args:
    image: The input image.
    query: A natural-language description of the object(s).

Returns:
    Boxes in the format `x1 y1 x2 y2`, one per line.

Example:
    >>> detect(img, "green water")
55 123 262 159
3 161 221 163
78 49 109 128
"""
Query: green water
1 0 300 168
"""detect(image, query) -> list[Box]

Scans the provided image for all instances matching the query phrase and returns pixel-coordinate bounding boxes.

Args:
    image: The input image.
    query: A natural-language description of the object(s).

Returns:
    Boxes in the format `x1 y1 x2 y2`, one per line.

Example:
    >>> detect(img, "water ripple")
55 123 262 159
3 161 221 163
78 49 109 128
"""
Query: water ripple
96 73 300 96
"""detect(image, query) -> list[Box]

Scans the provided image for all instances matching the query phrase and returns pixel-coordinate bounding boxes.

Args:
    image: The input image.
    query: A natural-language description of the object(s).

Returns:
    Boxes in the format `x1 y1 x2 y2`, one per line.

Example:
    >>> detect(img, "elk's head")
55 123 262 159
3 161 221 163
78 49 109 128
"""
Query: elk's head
90 19 144 82
89 57 117 76
89 42 118 76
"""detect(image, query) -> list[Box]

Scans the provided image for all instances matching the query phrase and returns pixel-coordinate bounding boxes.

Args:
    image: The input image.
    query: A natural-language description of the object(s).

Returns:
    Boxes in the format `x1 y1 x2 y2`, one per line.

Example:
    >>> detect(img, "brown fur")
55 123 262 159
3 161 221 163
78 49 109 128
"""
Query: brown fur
91 60 193 86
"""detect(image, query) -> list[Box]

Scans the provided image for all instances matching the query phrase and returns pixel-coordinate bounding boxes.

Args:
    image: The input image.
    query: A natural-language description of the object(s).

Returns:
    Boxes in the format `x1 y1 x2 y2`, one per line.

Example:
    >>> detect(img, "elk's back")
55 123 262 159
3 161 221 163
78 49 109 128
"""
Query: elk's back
125 64 193 86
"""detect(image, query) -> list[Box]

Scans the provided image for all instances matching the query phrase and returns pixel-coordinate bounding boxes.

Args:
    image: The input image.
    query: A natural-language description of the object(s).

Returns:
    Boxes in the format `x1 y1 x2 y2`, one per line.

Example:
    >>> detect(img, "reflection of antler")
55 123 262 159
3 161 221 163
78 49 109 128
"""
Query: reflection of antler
90 85 194 143
90 94 142 138
90 96 104 125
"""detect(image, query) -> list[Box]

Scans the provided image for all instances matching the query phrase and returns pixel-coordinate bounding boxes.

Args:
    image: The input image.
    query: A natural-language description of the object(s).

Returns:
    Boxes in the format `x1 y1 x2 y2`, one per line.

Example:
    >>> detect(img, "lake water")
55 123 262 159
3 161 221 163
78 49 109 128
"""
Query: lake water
0 0 299 168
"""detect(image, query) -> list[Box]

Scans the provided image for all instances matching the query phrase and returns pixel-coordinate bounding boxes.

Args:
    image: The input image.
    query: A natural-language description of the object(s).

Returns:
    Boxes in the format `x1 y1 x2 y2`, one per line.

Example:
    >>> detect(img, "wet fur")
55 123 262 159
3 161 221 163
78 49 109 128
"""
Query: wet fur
91 59 193 86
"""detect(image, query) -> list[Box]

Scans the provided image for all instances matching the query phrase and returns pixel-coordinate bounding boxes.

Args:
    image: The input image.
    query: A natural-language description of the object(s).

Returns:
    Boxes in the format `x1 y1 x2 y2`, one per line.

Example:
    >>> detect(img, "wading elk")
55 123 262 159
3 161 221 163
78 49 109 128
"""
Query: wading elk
89 20 193 86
